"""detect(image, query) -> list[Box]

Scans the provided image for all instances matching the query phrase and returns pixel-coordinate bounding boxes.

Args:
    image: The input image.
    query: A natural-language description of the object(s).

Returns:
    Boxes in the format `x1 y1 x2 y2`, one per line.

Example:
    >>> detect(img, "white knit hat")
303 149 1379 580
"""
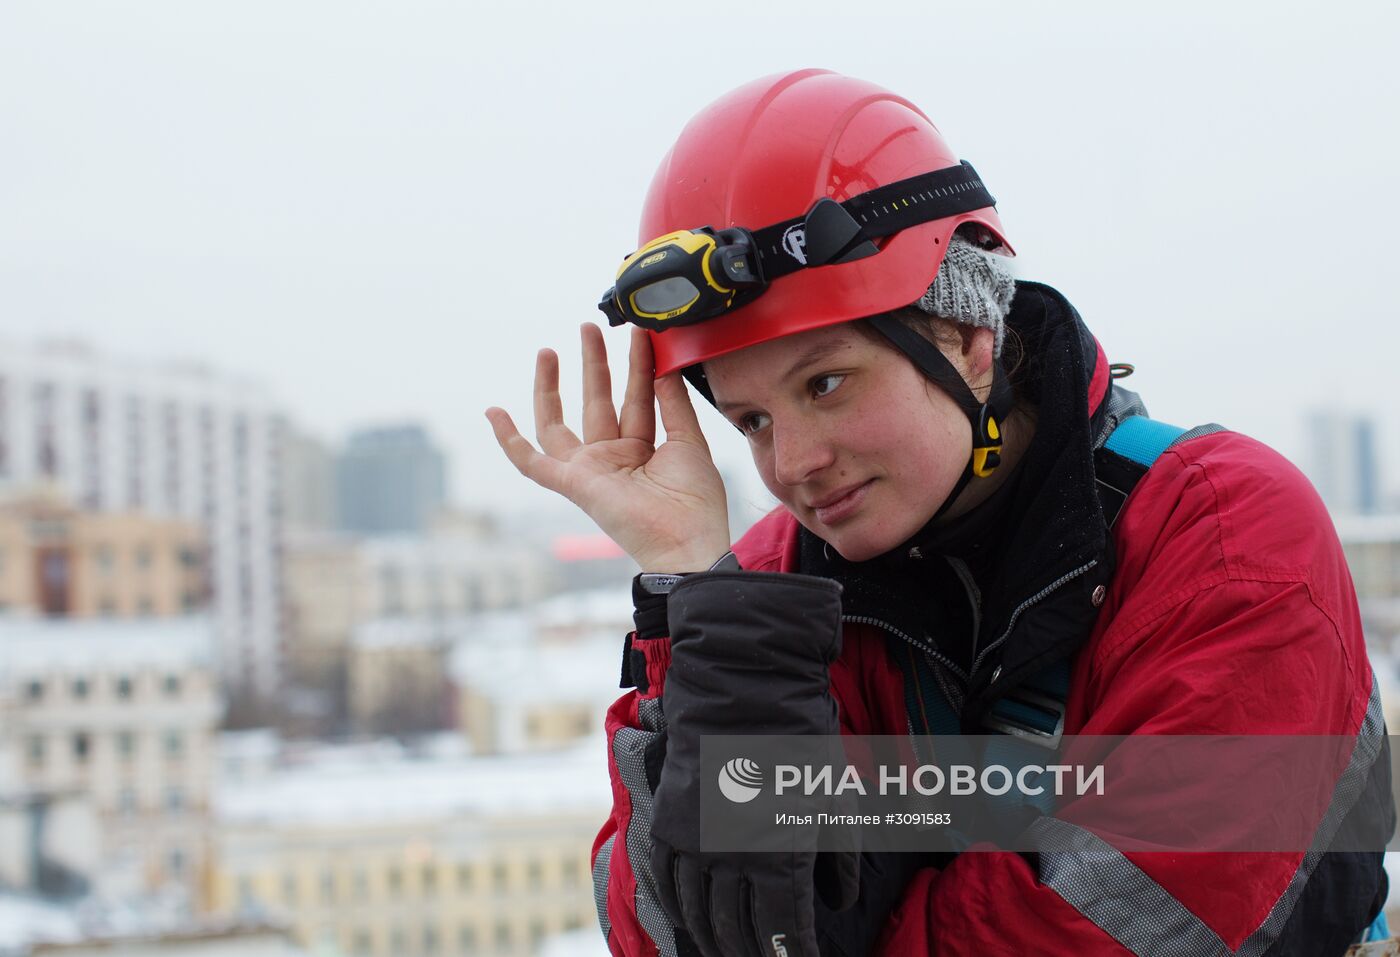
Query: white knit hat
914 228 1016 357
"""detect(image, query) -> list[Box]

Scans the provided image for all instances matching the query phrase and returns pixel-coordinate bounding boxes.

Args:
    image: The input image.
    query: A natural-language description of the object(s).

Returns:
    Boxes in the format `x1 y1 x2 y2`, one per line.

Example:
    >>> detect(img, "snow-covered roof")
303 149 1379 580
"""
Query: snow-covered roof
0 617 214 678
0 892 81 953
449 633 621 707
533 587 632 630
215 740 609 827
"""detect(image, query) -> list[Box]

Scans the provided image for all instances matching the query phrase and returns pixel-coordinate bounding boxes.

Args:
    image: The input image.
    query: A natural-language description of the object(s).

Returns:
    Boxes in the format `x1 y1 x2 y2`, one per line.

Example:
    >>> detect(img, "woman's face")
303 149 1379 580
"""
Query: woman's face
705 322 982 562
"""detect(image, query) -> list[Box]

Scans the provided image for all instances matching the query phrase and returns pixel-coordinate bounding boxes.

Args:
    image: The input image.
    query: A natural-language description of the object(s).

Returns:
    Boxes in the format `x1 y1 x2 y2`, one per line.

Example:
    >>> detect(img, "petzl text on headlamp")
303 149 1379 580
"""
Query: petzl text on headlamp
598 161 997 331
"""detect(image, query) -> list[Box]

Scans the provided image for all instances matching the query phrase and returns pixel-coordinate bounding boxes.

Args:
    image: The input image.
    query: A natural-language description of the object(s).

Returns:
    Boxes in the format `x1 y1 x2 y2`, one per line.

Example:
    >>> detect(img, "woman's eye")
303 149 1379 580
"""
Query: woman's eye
739 412 771 436
811 373 845 398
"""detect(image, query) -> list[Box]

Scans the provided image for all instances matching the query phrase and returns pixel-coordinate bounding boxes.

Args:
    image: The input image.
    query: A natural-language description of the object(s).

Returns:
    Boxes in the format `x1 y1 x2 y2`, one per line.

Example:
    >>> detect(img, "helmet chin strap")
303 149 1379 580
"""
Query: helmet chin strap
864 313 1014 522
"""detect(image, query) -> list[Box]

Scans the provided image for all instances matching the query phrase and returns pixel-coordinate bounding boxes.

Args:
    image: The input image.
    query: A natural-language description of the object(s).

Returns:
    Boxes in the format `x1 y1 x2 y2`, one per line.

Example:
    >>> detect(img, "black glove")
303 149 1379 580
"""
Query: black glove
650 571 859 957
814 850 940 957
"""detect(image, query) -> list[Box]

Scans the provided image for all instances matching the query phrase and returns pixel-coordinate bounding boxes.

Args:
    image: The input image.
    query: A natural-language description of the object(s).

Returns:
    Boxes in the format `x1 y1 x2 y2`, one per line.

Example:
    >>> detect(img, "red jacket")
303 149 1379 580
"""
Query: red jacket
591 284 1387 956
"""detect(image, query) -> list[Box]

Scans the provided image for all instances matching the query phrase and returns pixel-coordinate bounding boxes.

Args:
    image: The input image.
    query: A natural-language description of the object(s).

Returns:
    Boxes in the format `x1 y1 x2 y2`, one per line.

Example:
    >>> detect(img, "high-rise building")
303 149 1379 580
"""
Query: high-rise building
335 425 447 536
0 339 282 698
276 418 336 535
1304 410 1381 515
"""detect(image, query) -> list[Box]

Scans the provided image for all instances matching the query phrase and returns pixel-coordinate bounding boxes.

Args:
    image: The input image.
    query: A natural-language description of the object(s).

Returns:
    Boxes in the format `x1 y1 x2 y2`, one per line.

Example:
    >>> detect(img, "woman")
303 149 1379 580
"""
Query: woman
486 70 1389 956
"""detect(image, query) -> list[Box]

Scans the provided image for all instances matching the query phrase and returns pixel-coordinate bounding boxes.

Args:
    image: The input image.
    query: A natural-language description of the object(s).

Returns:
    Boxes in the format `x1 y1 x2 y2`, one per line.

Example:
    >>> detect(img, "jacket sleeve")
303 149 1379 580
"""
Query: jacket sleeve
591 605 690 957
875 437 1390 956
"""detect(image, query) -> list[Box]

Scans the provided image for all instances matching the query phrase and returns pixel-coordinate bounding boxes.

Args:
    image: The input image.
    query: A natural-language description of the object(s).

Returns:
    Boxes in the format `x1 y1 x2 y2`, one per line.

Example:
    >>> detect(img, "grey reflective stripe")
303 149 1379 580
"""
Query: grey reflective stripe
612 696 681 957
1029 817 1231 957
1091 385 1150 451
1166 423 1227 448
1236 678 1386 956
592 833 615 944
1029 679 1387 956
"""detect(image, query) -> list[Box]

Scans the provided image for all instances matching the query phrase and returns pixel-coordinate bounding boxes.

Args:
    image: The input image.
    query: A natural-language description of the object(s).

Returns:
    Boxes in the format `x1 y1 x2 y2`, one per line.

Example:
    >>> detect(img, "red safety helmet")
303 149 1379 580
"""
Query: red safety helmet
636 68 1013 378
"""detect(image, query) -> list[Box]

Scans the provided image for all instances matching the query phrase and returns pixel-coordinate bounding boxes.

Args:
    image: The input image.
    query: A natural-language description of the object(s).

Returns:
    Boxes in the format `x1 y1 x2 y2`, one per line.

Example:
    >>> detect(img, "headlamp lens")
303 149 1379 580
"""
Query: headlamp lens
632 276 699 315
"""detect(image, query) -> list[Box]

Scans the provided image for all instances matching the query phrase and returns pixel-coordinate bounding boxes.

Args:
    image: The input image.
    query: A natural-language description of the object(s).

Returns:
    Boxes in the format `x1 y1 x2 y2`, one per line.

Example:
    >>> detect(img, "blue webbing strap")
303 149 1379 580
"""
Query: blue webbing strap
1104 415 1187 468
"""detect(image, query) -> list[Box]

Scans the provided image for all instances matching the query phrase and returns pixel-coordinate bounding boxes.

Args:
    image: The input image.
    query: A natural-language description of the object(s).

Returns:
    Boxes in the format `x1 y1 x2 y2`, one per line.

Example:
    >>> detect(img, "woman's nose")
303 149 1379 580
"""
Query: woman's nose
771 423 836 488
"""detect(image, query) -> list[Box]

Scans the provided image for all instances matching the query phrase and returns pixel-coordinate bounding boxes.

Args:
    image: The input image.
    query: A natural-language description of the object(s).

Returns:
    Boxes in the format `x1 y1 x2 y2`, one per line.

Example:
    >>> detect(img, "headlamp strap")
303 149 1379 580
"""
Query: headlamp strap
754 161 997 281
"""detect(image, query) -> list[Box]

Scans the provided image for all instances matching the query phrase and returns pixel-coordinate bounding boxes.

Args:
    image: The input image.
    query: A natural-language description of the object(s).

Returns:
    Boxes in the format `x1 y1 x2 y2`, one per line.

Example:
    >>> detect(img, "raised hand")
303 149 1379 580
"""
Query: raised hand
485 324 731 572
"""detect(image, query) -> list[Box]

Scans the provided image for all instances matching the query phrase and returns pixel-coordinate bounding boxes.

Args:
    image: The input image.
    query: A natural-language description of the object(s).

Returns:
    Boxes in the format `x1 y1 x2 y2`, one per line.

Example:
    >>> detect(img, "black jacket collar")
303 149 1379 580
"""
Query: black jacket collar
798 281 1115 723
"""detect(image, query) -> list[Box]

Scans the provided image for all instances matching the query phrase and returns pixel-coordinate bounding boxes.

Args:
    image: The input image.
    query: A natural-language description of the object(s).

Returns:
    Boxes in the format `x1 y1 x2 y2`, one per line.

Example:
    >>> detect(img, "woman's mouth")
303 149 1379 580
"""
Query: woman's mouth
811 480 874 525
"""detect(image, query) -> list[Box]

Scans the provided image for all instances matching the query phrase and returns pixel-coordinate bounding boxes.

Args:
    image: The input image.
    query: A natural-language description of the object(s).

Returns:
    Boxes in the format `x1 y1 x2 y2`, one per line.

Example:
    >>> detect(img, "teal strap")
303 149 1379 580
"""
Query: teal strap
1103 415 1187 468
1363 910 1390 943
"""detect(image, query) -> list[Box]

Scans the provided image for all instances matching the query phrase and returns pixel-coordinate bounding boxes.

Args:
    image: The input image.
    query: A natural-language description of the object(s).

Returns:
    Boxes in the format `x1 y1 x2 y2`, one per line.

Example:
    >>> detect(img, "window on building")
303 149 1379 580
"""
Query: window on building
72 731 90 762
423 926 439 955
71 677 89 700
119 787 137 817
168 847 186 877
116 730 136 759
527 859 543 890
320 870 335 904
26 679 43 702
353 930 372 956
26 735 44 767
390 928 406 954
164 730 183 759
354 870 368 901
458 925 477 952
136 596 154 616
238 876 256 908
115 675 133 699
492 861 509 892
387 866 403 896
282 873 298 904
564 913 584 932
135 545 153 569
95 545 115 574
163 674 181 697
529 919 546 949
456 864 472 892
422 864 436 894
165 786 184 813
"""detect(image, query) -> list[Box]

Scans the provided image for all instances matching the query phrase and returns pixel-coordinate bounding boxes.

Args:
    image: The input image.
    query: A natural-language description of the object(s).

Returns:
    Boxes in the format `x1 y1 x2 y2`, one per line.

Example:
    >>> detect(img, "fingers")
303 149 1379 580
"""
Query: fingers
710 868 761 957
676 856 723 957
484 407 566 494
619 327 657 444
655 371 711 453
533 348 581 457
580 323 621 444
748 869 821 957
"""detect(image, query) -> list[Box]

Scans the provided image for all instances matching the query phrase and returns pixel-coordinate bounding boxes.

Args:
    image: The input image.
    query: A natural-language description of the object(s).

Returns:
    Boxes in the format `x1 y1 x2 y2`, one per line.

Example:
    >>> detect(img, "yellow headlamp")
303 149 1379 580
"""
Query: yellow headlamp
598 226 762 331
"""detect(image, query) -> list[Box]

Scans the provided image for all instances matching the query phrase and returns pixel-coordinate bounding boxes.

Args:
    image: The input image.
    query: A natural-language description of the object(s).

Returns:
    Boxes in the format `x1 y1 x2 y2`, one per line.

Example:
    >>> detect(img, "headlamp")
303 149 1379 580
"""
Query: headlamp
598 227 762 331
598 161 998 333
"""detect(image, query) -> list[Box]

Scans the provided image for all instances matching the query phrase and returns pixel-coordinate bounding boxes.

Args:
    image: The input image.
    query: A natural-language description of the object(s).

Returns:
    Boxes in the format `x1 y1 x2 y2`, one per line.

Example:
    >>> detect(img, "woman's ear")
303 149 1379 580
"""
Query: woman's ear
956 326 997 385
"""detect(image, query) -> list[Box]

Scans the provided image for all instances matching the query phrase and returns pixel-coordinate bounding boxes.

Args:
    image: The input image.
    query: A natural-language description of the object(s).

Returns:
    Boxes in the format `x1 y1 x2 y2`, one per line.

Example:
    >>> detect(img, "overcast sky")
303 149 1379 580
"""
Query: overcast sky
1 1 1396 524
